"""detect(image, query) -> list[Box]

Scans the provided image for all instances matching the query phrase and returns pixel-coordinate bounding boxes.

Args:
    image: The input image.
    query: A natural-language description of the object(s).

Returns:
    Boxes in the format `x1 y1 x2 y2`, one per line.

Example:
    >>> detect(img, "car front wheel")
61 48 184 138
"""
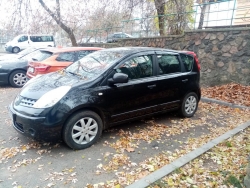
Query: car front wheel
179 92 198 117
63 111 103 150
12 47 20 53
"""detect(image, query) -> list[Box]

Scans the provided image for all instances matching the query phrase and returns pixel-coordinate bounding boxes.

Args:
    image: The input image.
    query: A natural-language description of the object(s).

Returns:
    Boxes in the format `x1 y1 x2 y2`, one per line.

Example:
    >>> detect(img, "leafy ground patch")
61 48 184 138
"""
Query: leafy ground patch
202 83 250 107
149 127 250 188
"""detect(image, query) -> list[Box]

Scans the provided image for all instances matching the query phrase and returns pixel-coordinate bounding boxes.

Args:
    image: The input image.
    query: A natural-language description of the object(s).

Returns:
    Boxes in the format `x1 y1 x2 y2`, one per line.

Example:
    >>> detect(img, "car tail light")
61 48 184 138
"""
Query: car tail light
186 51 200 71
29 62 51 72
35 64 51 72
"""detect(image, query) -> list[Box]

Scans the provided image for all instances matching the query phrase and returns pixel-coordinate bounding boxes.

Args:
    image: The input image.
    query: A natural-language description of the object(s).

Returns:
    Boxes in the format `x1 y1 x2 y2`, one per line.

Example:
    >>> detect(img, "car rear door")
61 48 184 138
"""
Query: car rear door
154 51 187 110
179 53 201 99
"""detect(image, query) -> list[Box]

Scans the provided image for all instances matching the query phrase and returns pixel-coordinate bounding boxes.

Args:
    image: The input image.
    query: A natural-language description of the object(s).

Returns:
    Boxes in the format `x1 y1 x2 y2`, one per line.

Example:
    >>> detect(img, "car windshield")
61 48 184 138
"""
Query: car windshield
65 50 124 80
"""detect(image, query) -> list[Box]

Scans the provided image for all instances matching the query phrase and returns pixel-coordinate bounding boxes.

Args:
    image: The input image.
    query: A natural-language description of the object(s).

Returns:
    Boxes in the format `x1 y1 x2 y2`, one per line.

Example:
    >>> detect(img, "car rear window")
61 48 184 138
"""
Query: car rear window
157 54 181 74
179 53 194 72
21 50 53 61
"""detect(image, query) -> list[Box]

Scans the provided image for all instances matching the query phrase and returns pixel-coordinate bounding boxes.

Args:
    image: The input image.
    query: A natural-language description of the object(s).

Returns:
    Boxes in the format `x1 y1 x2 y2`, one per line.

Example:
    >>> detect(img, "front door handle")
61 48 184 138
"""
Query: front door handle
147 84 156 89
182 79 188 83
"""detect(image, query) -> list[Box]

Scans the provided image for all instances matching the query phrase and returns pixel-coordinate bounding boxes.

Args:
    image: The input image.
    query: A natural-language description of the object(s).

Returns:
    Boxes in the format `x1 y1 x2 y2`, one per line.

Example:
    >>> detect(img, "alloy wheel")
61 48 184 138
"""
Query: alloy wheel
71 117 98 144
13 72 28 87
184 96 197 115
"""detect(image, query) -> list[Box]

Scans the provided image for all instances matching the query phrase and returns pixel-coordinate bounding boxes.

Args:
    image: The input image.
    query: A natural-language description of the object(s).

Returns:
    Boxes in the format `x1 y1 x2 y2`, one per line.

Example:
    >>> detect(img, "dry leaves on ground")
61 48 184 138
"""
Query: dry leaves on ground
151 127 250 188
202 83 250 107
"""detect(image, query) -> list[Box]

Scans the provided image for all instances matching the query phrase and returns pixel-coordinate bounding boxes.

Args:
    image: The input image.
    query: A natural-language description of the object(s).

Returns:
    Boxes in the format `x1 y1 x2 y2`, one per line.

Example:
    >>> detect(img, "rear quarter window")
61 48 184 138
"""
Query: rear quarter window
179 54 194 72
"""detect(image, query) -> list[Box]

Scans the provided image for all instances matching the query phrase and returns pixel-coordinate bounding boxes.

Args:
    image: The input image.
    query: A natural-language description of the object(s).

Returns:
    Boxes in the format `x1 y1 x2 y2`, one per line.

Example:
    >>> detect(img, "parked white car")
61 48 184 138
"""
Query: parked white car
5 34 55 53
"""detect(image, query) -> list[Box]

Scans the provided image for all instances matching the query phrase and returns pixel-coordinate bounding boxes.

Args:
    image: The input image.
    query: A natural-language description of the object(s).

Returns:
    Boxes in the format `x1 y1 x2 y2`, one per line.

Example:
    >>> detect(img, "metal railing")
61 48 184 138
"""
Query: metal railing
82 0 250 43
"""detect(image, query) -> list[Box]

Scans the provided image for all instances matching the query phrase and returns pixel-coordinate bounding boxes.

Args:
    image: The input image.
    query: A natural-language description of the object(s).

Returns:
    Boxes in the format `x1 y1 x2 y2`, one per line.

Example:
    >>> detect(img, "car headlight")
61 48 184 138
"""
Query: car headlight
33 86 71 108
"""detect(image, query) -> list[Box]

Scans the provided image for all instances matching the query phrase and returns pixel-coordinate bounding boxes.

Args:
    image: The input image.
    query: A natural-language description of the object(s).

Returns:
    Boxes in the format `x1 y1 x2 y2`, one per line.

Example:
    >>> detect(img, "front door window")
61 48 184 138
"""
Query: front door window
115 55 153 79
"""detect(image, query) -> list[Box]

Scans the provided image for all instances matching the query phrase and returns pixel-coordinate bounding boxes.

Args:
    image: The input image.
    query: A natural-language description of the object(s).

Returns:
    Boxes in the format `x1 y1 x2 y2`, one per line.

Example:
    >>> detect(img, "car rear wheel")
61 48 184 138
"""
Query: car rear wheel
12 47 20 53
9 70 28 87
179 92 198 118
63 111 103 150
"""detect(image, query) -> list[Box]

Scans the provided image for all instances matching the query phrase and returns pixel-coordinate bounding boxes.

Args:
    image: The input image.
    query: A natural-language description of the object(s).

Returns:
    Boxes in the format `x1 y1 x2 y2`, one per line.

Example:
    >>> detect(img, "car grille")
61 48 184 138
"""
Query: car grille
15 95 37 107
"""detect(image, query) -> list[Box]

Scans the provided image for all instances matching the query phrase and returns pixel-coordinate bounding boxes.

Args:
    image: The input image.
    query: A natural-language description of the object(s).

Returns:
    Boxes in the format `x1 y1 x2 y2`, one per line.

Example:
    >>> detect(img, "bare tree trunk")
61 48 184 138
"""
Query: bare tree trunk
154 0 165 36
197 0 208 29
38 0 77 46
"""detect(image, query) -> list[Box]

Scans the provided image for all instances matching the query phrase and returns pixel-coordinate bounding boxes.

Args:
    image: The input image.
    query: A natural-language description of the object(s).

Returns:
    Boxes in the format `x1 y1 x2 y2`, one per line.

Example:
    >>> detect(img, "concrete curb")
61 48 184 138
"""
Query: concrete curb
127 99 250 188
201 97 250 110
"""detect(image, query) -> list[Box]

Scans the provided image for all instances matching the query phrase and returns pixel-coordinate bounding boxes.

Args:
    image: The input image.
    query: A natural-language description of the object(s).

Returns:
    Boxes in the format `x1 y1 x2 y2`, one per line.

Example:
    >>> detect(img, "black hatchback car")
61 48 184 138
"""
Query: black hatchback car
9 47 201 150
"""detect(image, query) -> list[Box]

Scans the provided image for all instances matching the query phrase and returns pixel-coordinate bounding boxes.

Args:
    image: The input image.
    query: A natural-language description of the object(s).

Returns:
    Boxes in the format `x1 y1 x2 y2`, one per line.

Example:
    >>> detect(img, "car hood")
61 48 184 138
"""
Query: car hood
19 71 91 100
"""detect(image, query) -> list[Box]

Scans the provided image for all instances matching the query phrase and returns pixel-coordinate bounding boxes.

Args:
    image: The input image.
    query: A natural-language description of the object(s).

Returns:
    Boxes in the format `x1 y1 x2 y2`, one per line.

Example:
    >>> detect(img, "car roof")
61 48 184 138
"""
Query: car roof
100 47 179 54
41 47 104 53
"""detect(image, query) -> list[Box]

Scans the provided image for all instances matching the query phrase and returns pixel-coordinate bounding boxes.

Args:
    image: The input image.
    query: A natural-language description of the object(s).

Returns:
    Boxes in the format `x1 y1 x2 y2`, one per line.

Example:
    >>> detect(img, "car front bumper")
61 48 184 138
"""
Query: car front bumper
0 72 9 85
5 45 13 52
8 102 63 142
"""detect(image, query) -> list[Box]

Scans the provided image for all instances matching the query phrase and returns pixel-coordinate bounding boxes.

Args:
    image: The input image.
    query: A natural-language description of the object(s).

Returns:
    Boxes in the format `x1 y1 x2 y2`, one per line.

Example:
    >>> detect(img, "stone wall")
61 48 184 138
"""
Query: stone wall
80 27 250 86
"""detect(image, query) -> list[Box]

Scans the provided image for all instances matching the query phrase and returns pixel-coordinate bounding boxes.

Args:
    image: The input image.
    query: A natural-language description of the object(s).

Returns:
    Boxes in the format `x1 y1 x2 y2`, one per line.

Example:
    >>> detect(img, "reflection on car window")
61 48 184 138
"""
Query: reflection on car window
65 51 124 80
157 54 180 75
18 36 28 42
180 54 194 72
77 50 95 59
56 52 75 62
116 55 153 80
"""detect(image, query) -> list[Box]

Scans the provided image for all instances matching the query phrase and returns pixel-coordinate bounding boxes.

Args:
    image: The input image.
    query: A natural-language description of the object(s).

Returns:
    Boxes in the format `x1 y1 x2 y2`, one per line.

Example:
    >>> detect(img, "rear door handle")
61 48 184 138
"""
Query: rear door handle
147 84 156 89
182 79 188 83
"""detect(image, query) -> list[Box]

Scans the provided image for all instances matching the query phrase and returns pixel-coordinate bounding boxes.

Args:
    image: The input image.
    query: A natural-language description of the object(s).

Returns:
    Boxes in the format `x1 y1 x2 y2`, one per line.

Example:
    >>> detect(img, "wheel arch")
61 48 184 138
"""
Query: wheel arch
182 89 201 102
61 106 107 136
12 46 20 53
8 68 27 83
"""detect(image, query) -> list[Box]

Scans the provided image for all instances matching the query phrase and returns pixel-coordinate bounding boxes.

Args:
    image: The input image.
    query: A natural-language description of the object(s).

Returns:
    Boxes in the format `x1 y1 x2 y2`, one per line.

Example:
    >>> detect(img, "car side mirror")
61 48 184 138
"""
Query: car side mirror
108 73 128 86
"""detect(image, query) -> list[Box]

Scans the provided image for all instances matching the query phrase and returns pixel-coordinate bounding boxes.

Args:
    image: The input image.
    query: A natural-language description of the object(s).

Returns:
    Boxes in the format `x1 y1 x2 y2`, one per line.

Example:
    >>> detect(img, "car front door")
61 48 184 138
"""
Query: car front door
97 52 159 125
17 35 30 50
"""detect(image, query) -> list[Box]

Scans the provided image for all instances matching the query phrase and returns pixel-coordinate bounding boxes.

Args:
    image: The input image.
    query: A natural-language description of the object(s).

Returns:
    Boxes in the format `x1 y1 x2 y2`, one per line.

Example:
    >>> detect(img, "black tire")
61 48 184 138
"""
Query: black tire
62 111 103 150
12 47 20 53
179 92 198 118
9 70 28 87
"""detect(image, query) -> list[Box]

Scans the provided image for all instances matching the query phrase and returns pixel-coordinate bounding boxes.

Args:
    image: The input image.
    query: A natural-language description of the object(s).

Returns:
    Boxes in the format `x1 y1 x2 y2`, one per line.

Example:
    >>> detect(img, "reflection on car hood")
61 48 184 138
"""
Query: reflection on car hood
20 71 84 100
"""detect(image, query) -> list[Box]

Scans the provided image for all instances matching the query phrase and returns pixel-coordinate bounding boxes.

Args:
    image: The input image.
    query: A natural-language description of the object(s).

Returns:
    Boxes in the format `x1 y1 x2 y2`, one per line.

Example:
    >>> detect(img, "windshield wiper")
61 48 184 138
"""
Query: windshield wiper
66 70 78 76
89 56 102 65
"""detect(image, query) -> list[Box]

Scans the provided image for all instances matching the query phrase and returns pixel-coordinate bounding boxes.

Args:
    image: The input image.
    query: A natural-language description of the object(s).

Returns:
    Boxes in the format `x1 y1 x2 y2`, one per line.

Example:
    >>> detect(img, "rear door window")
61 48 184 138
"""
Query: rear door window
157 54 181 75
